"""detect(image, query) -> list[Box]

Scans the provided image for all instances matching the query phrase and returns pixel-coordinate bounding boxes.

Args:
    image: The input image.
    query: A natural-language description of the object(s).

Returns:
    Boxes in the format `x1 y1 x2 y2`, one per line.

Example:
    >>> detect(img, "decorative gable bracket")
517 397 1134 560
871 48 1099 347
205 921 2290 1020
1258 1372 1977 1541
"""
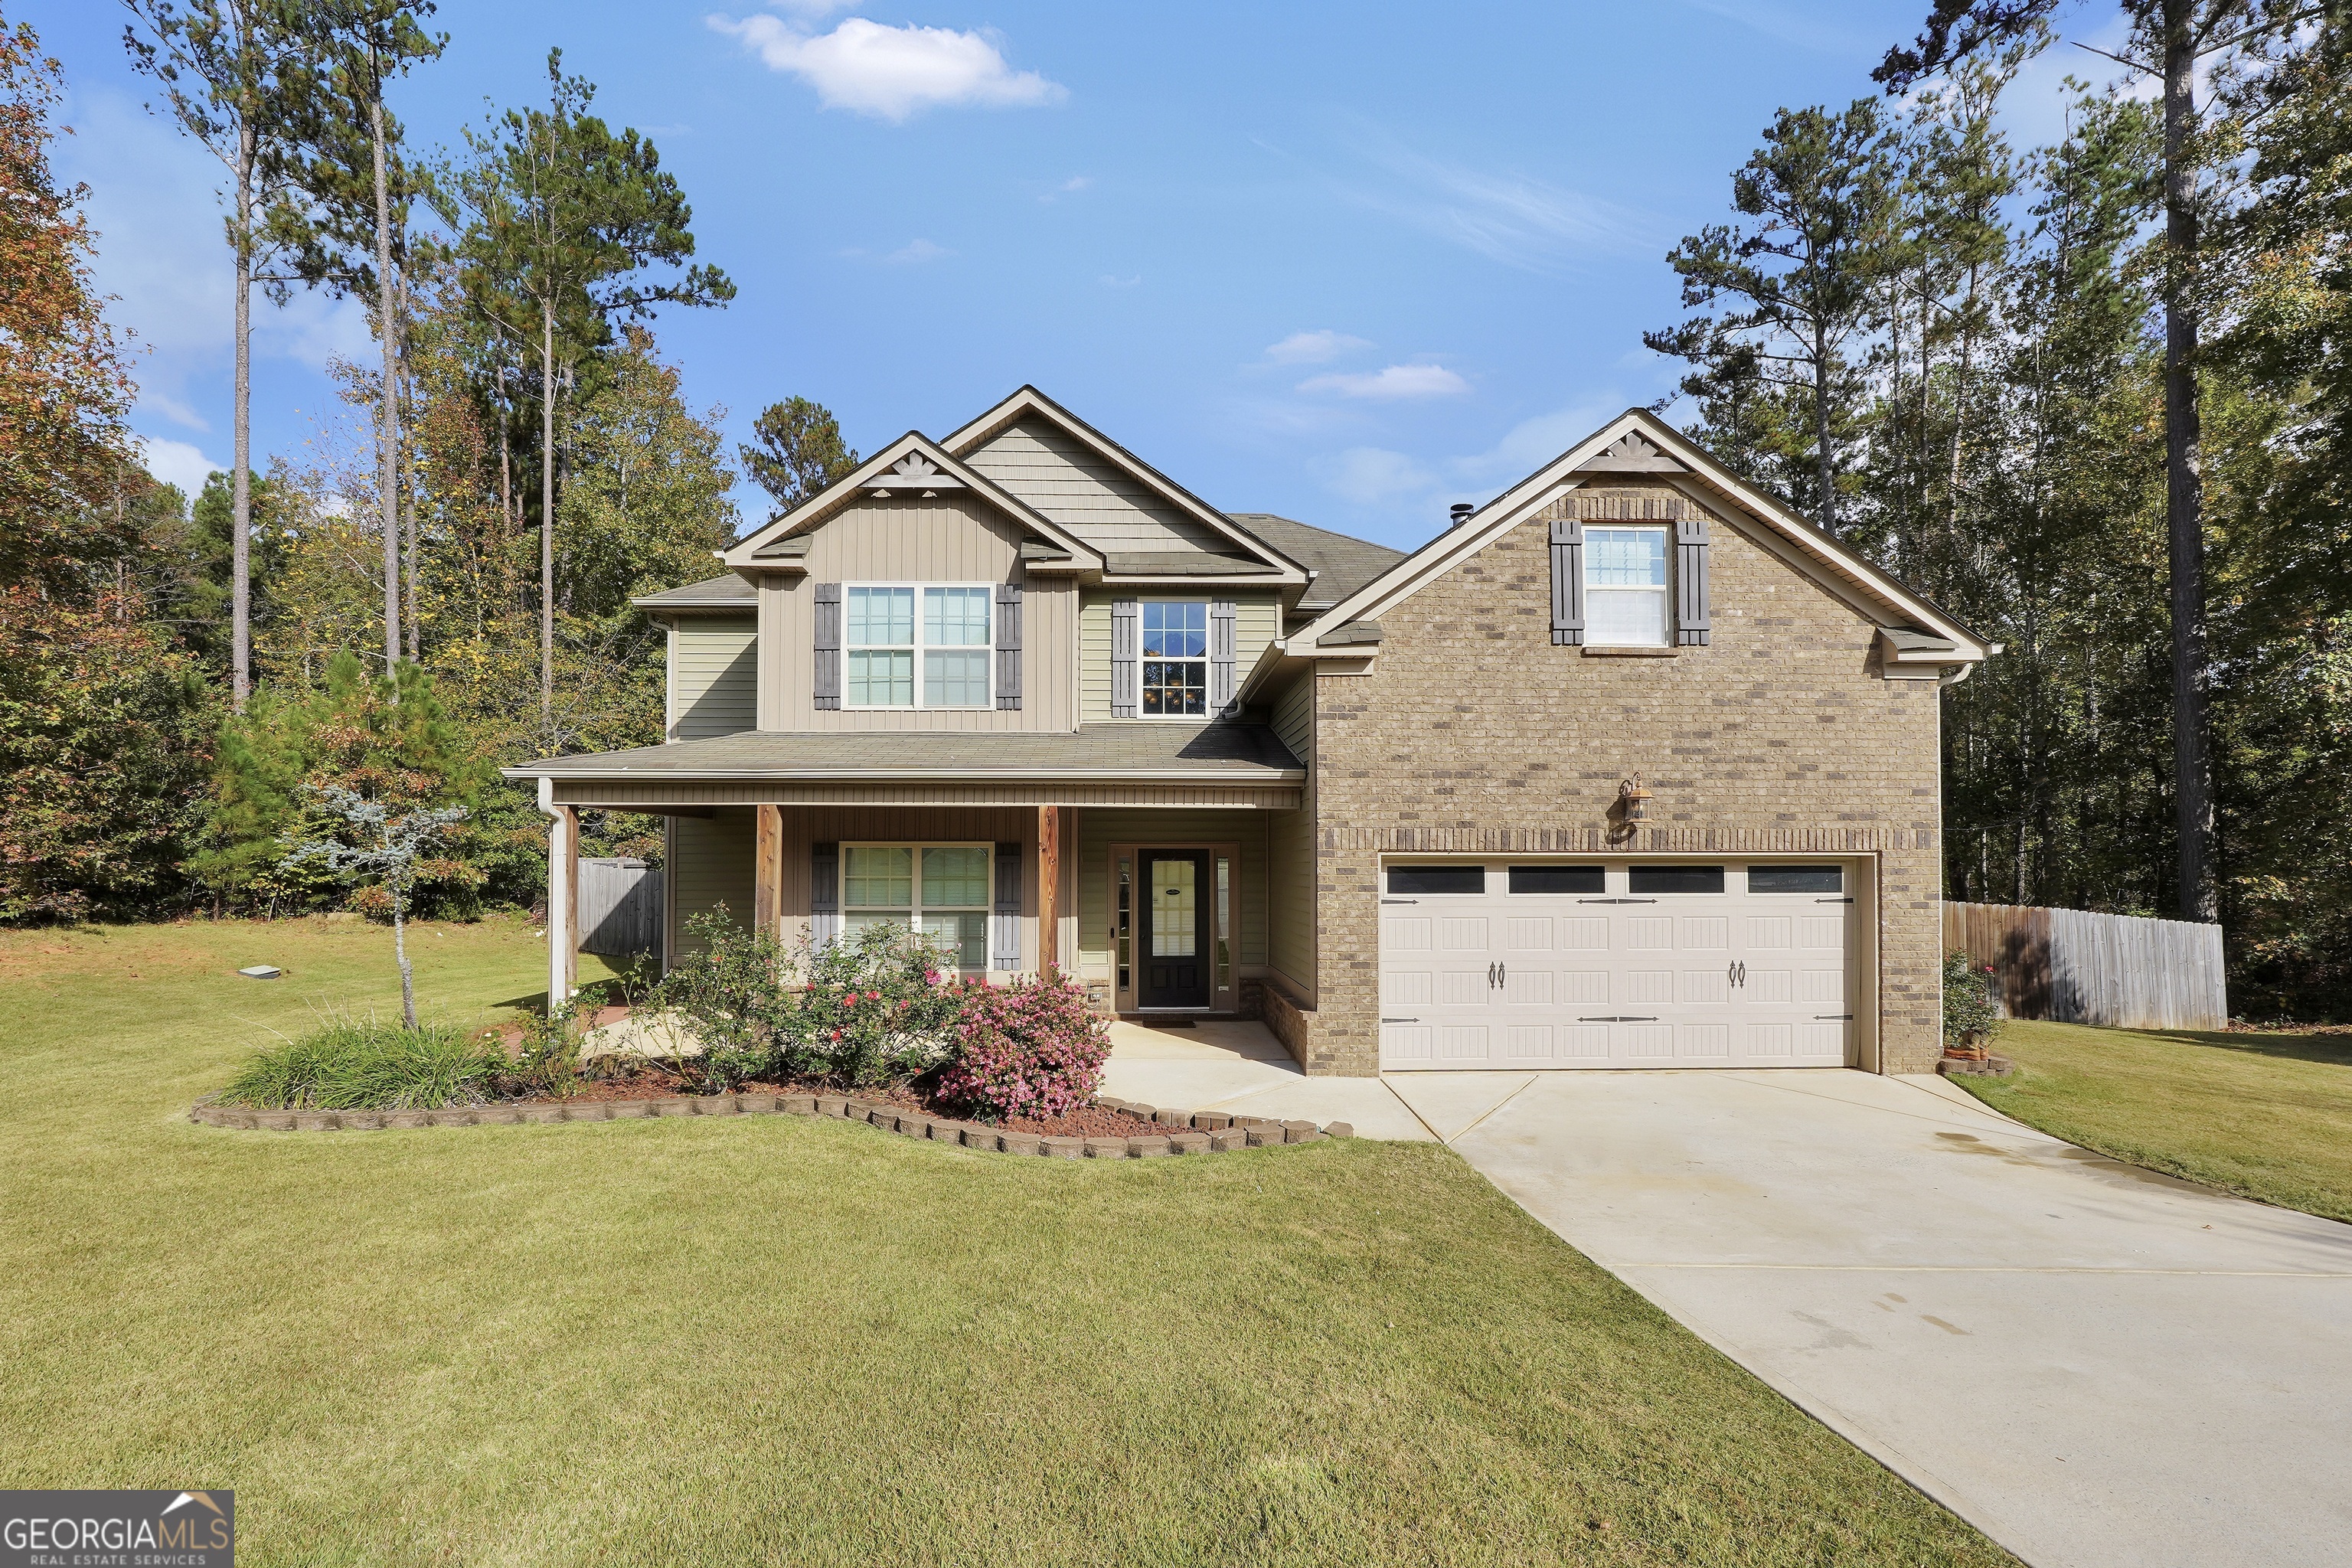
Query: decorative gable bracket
866 454 967 496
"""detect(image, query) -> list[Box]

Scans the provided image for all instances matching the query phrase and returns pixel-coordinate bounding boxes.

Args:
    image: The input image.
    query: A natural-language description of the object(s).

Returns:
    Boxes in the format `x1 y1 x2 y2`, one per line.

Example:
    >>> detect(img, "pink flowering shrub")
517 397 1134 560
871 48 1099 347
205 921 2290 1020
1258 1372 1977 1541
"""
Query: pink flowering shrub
933 972 1109 1122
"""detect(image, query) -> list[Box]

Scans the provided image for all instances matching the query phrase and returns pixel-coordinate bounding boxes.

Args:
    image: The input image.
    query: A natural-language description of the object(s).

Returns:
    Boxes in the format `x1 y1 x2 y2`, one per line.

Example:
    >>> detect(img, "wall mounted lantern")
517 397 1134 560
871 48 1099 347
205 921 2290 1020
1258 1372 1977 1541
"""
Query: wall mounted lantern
1617 773 1653 824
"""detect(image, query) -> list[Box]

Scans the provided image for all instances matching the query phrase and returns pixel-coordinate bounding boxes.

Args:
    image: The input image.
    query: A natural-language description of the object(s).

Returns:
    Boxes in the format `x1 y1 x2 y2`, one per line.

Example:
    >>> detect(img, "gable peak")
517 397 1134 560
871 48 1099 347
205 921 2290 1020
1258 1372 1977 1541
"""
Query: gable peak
1576 427 1686 473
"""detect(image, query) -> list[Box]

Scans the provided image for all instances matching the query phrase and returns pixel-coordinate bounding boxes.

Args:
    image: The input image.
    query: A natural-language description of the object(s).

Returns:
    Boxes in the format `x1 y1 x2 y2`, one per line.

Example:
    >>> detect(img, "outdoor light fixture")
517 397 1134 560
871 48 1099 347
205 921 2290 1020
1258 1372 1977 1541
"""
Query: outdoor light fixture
1617 773 1653 823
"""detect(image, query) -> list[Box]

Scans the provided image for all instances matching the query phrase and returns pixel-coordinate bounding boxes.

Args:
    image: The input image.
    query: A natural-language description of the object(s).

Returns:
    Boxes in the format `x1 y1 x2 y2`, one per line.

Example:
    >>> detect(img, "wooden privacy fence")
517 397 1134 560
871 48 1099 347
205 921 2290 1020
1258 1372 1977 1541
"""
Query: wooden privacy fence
579 858 662 959
1942 901 2229 1031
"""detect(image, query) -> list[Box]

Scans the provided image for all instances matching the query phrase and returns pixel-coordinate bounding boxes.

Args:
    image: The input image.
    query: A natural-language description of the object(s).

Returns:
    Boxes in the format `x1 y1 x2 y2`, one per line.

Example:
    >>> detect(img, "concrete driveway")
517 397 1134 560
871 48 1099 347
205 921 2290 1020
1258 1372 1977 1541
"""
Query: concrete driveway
1387 1069 2352 1568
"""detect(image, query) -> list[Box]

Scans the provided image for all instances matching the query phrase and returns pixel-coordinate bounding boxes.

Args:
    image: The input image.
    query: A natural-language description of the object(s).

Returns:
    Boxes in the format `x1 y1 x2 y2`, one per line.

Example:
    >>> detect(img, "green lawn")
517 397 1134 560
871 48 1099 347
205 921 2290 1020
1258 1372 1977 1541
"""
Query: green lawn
1954 1018 2352 1223
0 917 2008 1566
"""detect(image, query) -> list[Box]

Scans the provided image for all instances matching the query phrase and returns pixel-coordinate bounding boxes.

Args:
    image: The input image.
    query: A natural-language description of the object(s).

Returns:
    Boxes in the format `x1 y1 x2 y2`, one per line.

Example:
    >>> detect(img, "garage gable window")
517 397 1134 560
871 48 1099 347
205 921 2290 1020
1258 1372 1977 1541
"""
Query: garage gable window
1586 527 1670 646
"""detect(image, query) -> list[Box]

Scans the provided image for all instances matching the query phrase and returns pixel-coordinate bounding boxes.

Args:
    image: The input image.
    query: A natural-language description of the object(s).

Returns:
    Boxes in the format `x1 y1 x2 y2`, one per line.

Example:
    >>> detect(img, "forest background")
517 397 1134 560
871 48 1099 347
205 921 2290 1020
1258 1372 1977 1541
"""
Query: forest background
4 0 2349 1019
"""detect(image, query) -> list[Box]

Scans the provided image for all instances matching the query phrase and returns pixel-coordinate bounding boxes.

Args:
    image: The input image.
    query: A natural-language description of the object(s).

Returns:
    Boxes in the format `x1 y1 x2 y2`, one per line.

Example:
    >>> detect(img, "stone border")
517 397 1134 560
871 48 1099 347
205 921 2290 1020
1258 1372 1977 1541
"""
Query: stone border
1936 1054 2016 1078
188 1092 1353 1156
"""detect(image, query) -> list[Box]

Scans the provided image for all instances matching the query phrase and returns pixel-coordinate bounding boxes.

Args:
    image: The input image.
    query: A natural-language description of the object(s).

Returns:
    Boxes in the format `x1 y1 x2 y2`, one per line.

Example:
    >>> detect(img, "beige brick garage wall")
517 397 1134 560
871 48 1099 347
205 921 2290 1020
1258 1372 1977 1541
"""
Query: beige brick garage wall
1299 479 1945 1077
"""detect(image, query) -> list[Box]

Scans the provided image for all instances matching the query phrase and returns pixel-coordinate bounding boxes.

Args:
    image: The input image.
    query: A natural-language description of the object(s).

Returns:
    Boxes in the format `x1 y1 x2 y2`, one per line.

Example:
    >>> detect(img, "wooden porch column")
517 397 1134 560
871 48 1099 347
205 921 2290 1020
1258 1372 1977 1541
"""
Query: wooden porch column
754 804 782 941
1037 804 1060 975
544 792 579 1005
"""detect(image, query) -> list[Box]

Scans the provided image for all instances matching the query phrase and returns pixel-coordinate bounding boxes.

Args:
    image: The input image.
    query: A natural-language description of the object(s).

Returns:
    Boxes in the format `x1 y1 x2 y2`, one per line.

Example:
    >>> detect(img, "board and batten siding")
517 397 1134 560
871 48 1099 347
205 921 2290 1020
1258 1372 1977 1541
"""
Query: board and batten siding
668 616 758 740
1266 674 1317 1001
962 415 1233 556
1074 808 1269 982
1078 590 1280 721
756 493 1076 731
666 809 755 960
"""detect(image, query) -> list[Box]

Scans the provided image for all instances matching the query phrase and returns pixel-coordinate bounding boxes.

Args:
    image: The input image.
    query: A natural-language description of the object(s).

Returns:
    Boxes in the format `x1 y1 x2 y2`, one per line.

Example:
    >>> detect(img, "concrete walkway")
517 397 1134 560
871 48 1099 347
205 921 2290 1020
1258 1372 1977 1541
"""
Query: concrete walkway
1096 1021 1432 1139
1386 1069 2352 1568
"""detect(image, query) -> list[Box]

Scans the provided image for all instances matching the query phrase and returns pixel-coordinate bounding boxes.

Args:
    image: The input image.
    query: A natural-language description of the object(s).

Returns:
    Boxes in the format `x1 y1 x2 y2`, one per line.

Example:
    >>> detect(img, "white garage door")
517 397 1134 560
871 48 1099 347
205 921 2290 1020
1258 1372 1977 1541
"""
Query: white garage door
1379 861 1857 1070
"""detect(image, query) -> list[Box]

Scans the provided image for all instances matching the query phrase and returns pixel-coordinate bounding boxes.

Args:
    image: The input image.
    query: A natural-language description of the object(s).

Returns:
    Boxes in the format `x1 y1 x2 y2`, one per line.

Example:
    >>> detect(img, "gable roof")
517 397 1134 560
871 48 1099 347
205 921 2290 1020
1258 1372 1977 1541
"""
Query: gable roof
720 430 1103 573
1290 408 1992 664
942 386 1308 583
1227 513 1407 609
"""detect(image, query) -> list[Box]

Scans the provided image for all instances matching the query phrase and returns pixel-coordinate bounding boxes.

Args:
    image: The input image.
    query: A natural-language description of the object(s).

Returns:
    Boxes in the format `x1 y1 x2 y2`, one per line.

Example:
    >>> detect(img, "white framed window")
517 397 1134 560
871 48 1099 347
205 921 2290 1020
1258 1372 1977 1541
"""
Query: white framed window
1584 527 1670 647
844 584 992 708
841 842 993 970
1141 600 1208 716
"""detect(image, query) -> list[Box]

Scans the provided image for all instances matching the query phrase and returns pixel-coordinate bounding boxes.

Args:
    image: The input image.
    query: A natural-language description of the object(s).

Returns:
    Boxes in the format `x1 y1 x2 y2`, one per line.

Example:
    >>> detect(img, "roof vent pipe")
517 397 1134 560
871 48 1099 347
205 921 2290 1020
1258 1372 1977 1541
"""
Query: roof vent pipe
1449 502 1474 528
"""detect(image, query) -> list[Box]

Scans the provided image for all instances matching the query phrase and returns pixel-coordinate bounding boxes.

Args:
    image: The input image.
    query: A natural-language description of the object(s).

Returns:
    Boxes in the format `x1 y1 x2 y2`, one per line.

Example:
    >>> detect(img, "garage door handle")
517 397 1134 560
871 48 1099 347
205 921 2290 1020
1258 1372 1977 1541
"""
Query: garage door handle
1815 1013 1854 1020
1817 897 1854 903
1579 1015 1657 1022
1579 897 1657 904
1380 898 1419 904
1381 1017 1419 1024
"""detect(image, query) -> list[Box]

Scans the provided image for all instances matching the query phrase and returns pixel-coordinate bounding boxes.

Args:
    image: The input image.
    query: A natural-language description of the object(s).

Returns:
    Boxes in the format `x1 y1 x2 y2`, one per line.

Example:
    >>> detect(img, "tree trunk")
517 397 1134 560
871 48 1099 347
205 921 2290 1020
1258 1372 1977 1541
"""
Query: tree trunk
540 296 556 717
2162 0 2216 923
401 354 420 660
231 119 253 712
368 87 401 678
1813 320 1838 534
394 895 416 1030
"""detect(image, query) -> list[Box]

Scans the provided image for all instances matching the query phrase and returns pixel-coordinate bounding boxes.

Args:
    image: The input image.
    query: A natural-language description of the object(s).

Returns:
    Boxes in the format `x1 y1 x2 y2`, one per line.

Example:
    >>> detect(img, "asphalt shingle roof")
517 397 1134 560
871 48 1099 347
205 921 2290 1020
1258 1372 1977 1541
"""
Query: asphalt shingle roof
1226 513 1405 606
509 722 1302 780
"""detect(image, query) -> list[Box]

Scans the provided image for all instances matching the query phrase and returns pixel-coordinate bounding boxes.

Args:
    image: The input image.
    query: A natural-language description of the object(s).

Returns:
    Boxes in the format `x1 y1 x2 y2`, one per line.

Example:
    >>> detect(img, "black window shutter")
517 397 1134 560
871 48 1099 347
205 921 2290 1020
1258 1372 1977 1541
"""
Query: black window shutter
1550 517 1584 646
1210 600 1237 717
995 582 1022 710
813 583 842 710
811 841 840 946
1111 599 1139 717
1675 510 1711 646
992 841 1022 969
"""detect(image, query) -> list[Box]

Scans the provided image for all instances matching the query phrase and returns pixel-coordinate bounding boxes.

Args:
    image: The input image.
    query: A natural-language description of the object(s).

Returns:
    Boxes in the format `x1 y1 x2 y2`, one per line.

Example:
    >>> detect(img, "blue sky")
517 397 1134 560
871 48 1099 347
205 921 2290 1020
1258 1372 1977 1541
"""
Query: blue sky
28 0 2132 552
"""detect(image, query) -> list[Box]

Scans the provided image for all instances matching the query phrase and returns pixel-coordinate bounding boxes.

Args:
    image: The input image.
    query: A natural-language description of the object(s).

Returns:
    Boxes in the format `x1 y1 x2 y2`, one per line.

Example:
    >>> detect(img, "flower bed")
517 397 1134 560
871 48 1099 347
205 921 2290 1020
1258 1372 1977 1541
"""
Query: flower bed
188 1088 1354 1155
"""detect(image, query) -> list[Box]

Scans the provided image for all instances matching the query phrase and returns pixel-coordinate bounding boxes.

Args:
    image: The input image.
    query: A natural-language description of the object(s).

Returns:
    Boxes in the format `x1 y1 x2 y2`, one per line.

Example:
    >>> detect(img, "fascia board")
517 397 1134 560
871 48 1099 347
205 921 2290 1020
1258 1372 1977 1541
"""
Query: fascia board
721 430 1103 571
942 386 1308 583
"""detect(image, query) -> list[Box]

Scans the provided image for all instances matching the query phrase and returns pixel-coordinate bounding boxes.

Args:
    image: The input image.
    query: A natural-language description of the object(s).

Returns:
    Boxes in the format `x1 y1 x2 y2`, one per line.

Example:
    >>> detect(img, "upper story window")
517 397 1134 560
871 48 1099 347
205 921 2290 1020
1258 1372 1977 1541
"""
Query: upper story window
1584 527 1670 647
847 584 991 708
1142 601 1207 716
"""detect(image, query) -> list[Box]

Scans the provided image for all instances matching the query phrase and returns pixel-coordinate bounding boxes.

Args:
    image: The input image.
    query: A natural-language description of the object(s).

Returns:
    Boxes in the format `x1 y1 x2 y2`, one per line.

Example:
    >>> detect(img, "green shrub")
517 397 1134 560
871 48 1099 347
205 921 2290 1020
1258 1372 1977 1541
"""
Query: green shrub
217 1013 506 1109
1942 950 2005 1050
654 913 967 1089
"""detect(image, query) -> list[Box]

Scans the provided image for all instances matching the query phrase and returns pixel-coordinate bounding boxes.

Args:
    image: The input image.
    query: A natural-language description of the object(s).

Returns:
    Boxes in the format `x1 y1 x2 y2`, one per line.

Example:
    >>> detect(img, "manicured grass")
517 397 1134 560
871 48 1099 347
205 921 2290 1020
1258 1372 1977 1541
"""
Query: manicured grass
1954 1019 2352 1224
0 918 2009 1566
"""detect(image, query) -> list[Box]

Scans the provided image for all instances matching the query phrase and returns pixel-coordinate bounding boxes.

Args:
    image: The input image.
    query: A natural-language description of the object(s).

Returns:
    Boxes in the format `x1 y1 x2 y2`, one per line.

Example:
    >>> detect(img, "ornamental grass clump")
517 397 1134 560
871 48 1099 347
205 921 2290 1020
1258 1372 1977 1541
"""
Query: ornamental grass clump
933 972 1109 1123
218 1012 505 1109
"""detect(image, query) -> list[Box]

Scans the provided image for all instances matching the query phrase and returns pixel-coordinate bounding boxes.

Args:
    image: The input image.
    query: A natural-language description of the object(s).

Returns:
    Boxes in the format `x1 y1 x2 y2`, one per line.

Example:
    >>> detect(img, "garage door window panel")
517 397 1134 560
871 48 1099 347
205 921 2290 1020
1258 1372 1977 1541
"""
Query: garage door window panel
1508 865 1606 894
1387 865 1485 896
1629 865 1726 894
1749 865 1844 893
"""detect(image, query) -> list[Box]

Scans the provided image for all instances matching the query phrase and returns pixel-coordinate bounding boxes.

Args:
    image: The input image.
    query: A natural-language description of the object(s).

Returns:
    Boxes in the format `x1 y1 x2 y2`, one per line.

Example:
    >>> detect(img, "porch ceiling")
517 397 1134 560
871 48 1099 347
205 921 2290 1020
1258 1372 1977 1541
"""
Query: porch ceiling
505 722 1305 810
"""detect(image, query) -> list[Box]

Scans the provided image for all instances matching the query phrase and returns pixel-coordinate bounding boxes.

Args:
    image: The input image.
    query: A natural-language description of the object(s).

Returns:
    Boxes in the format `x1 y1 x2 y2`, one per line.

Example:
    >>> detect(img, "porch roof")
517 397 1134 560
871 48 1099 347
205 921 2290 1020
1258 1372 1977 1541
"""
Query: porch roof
505 724 1304 809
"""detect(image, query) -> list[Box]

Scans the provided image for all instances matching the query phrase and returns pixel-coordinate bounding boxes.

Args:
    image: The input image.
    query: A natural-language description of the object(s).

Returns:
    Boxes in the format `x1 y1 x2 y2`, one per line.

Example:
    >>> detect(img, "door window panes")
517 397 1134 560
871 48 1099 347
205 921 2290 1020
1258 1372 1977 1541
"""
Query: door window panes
1387 865 1485 895
1509 865 1606 894
1747 865 1844 893
1585 528 1669 646
1142 601 1209 716
1152 857 1197 956
1628 864 1726 894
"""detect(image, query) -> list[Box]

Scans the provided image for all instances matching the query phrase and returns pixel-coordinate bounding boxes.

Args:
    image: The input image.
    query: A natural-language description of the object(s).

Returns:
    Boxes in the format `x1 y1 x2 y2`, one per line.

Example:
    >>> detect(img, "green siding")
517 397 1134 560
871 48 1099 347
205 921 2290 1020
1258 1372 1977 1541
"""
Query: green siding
668 808 754 960
670 617 758 741
1079 590 1281 721
1076 808 1270 978
1266 675 1317 995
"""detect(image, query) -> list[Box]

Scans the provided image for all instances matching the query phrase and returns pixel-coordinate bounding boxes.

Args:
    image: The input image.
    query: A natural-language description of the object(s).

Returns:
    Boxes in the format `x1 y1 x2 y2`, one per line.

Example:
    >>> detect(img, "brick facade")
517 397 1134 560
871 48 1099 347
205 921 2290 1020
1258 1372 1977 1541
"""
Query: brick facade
1292 479 1945 1077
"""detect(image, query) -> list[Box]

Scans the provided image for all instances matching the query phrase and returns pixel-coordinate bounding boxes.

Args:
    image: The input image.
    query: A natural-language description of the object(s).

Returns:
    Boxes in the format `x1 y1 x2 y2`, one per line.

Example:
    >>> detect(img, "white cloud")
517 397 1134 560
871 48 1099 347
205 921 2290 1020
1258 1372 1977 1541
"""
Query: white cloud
139 435 221 497
1312 446 1436 506
1676 0 1864 54
1099 273 1142 288
1298 363 1469 400
1449 397 1626 485
709 14 1067 122
884 237 952 264
1264 329 1369 366
1318 127 1656 272
141 390 209 431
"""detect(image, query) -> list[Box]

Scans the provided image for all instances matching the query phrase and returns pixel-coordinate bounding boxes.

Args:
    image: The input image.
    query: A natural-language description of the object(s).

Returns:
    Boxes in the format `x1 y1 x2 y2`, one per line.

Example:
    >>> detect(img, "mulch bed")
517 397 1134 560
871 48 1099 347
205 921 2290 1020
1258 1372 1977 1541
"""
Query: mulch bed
563 1067 1174 1141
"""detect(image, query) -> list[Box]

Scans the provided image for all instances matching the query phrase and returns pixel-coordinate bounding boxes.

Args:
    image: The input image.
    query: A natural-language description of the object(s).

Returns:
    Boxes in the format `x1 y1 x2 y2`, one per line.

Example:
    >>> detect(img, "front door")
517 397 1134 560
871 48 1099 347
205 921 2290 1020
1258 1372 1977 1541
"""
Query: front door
1138 851 1212 1008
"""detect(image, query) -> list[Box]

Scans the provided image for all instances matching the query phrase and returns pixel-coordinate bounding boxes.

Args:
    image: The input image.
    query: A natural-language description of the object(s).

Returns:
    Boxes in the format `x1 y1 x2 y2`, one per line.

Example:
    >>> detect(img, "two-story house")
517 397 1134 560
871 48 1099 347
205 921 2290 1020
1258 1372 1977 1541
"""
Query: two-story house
508 387 1989 1077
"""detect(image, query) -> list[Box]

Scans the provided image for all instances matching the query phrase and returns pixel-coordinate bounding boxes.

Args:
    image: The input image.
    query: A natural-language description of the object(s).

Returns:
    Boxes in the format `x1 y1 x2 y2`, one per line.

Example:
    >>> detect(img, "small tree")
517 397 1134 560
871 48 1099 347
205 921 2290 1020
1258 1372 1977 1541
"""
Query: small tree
284 783 466 1027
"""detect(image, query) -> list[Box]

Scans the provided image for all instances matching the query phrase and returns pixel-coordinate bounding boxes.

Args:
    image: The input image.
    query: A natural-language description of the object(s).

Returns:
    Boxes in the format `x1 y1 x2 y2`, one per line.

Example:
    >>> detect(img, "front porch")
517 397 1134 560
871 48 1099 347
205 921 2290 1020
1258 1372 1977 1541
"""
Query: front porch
514 724 1315 1046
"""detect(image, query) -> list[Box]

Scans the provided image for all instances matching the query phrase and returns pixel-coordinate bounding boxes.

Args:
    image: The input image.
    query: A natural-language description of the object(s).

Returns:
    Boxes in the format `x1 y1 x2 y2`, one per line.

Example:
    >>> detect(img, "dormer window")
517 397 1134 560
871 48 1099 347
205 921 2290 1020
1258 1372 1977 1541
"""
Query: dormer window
1141 601 1208 716
846 583 992 708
